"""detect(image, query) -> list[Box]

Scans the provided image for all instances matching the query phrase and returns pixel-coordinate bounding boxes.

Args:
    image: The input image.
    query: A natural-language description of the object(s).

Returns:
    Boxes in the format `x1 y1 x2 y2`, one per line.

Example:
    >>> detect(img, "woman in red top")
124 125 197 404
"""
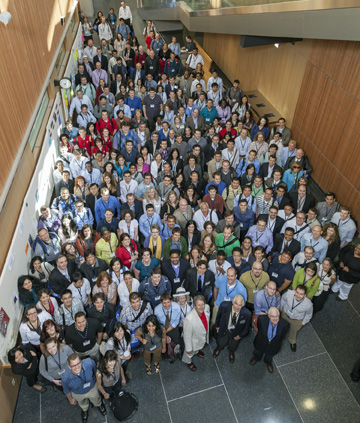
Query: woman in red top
74 127 92 158
92 137 109 158
101 128 114 150
76 224 101 257
116 233 139 271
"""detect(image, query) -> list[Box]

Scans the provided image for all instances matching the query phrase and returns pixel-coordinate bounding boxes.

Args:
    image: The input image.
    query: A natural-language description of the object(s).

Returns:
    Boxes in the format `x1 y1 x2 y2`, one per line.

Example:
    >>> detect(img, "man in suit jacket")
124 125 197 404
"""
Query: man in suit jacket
162 251 191 293
48 255 77 296
130 63 146 85
185 109 205 134
178 71 193 100
273 185 290 210
259 157 282 181
289 185 315 214
257 209 284 238
270 118 292 146
213 294 251 363
250 307 289 373
120 193 143 221
182 295 210 371
173 199 194 230
207 152 223 183
271 228 301 256
184 261 215 303
93 48 108 71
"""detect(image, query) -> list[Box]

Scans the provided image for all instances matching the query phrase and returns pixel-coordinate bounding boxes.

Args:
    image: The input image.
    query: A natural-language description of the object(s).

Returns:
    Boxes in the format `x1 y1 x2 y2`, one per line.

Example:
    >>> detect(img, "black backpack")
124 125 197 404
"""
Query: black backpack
111 390 139 421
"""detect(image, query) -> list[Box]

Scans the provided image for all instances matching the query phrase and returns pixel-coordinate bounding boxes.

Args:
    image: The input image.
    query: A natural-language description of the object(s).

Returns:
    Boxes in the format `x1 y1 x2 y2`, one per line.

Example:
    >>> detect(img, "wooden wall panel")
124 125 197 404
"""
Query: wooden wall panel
292 40 360 222
0 0 74 195
203 33 312 126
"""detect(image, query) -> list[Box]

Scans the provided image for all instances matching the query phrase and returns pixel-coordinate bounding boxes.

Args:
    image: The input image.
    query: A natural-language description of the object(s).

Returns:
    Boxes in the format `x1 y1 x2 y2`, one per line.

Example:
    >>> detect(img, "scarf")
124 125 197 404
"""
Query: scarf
148 235 162 260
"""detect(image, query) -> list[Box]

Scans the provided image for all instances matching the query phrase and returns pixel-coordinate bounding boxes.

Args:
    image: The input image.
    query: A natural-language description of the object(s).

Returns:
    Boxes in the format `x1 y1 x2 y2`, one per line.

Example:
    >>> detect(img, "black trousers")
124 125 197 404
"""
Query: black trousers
216 331 241 353
253 348 274 365
167 326 183 346
312 290 329 313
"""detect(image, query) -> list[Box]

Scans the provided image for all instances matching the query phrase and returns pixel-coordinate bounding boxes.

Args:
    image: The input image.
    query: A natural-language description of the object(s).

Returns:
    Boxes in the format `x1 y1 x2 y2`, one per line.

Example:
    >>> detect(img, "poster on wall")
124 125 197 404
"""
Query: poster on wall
0 308 10 337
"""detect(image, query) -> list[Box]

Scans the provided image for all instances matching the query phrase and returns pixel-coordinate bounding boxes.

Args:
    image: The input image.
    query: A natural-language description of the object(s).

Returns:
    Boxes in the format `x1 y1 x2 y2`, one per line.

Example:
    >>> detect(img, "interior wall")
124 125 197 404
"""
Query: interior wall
292 39 360 221
203 33 312 126
0 0 74 194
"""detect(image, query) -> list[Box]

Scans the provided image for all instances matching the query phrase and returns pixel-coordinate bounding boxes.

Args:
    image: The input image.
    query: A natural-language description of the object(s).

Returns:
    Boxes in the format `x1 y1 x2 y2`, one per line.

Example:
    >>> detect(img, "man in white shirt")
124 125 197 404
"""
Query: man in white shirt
69 90 93 120
235 128 252 159
67 272 92 307
193 202 219 231
119 171 138 203
83 39 97 63
119 1 133 28
207 70 223 94
281 211 310 242
69 149 89 179
186 48 204 72
208 251 232 280
77 105 96 128
81 162 101 186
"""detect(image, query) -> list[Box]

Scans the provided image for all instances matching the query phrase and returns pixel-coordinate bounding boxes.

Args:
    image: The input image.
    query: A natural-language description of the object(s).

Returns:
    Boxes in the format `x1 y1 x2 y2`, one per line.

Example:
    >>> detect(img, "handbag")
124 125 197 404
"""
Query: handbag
110 390 139 421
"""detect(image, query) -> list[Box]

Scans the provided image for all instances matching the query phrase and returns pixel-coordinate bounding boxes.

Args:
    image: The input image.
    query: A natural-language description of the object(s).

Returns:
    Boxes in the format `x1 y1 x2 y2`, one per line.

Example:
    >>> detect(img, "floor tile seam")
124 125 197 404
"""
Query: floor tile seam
276 367 306 423
309 323 360 410
159 370 174 423
40 388 42 423
275 351 327 368
348 299 360 319
167 384 225 403
208 344 239 423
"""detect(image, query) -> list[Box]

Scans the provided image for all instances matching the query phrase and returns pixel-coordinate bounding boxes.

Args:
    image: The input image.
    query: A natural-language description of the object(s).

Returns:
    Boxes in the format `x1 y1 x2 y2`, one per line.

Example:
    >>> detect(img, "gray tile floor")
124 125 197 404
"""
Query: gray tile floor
13 1 360 422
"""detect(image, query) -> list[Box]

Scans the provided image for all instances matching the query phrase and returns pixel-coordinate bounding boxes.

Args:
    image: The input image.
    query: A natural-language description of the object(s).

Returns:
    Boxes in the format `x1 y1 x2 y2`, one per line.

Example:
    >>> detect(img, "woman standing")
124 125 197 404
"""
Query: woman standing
100 171 117 197
116 233 139 271
282 162 304 191
76 224 101 257
249 246 269 272
118 210 139 242
135 315 166 375
143 187 161 215
173 287 193 326
105 322 132 374
321 223 341 262
74 176 90 204
40 320 66 352
39 338 73 390
109 257 125 287
188 245 202 268
161 191 179 221
292 262 320 300
150 152 164 180
232 95 250 121
92 271 118 306
250 116 270 141
144 224 165 261
134 248 160 282
117 271 140 308
29 257 54 282
241 237 253 262
182 221 201 254
200 234 217 262
169 148 183 174
19 306 52 355
313 258 336 313
8 346 46 393
114 33 126 57
216 99 231 125
96 350 126 401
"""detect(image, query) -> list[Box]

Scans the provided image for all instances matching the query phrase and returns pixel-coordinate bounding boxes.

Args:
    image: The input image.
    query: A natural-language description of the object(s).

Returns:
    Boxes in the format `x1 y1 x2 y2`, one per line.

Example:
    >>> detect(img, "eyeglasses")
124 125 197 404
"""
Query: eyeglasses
293 166 300 169
70 361 82 368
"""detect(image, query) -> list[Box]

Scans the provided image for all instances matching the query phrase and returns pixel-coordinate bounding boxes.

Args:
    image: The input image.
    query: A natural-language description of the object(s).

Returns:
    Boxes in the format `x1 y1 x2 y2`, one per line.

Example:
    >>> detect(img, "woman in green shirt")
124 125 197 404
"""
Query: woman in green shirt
292 262 319 300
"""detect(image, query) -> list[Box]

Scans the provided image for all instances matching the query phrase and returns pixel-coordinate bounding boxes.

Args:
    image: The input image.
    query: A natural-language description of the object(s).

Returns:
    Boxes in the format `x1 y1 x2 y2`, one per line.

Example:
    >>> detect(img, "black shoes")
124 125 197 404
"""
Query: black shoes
81 410 88 423
98 402 107 416
290 343 297 352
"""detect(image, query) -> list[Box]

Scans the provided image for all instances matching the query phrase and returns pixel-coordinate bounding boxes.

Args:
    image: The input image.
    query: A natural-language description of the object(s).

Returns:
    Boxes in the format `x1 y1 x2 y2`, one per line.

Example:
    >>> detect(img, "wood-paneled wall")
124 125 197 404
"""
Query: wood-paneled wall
292 40 360 222
0 0 74 194
203 33 312 126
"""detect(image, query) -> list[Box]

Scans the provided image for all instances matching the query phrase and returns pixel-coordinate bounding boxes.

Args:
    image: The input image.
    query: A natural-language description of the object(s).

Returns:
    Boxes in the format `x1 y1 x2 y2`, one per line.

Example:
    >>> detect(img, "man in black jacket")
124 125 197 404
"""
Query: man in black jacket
271 228 301 256
289 185 315 214
162 250 191 294
120 193 143 220
184 261 215 303
213 294 251 363
85 184 101 225
250 308 289 373
48 255 76 296
257 207 284 239
80 249 108 288
55 170 74 197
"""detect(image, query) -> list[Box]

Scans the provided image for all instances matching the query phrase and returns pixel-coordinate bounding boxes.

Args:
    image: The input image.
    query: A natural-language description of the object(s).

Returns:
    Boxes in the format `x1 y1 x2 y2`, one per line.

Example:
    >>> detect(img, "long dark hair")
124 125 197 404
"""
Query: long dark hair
40 320 63 341
99 350 119 377
17 275 41 306
142 315 163 338
29 256 43 273
112 322 131 350
8 346 26 365
61 214 78 238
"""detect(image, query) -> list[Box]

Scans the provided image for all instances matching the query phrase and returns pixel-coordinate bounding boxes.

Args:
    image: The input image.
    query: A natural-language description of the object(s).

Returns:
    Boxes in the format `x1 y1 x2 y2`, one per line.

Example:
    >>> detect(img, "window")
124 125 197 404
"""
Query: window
28 91 50 151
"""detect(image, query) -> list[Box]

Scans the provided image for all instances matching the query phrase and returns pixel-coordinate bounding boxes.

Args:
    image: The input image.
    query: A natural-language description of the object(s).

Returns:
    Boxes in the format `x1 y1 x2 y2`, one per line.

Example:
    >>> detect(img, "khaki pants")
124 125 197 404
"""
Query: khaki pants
281 310 303 344
210 303 219 328
76 343 100 364
72 384 102 412
182 349 200 364
143 347 162 364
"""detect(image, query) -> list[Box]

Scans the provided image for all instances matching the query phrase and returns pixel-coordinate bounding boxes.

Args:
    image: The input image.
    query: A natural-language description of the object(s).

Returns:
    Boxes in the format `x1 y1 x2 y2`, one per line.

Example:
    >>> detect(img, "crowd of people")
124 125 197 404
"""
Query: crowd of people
8 3 360 422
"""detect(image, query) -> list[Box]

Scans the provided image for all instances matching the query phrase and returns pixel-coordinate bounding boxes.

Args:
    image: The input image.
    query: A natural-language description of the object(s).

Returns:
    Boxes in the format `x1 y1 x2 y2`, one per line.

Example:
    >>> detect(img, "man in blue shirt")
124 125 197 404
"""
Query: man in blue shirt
247 218 274 254
124 89 142 117
212 267 247 327
253 281 281 316
236 150 260 176
233 199 255 240
200 99 219 125
94 187 121 223
139 204 162 239
155 292 182 346
205 172 226 195
120 140 138 164
62 354 106 423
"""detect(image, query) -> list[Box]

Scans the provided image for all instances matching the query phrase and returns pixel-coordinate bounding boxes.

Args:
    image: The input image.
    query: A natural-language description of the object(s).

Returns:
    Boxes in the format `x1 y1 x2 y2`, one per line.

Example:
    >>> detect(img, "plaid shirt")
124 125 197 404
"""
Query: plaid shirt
120 301 152 332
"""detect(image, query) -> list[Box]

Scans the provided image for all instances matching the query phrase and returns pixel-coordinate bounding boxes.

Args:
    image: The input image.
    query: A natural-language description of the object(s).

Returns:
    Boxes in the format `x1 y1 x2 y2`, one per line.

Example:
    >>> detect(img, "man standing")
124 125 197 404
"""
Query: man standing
155 293 182 348
193 202 219 231
138 268 172 309
214 226 241 258
94 188 121 223
162 249 191 293
253 282 281 317
184 260 215 303
182 295 210 371
280 286 313 352
142 87 163 131
33 228 61 265
331 206 357 248
54 289 85 327
213 294 251 363
173 198 193 230
316 191 341 226
240 262 270 311
250 307 289 373
267 250 295 293
62 353 106 423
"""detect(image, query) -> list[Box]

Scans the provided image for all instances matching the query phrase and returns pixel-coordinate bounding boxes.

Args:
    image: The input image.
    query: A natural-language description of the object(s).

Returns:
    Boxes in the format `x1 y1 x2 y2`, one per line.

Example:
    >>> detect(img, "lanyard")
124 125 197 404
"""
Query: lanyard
250 273 262 289
75 322 88 339
291 297 304 312
338 218 349 227
181 304 190 318
268 219 276 231
264 291 276 309
255 231 264 243
28 318 40 334
226 283 237 297
52 350 62 370
78 368 88 385
311 239 320 248
64 306 74 320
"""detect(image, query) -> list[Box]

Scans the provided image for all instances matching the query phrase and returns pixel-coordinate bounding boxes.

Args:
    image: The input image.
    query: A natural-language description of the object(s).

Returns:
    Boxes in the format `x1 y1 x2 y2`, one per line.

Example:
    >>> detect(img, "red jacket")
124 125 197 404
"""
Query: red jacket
135 52 148 68
116 240 138 269
96 118 118 135
219 127 237 140
203 193 226 214
74 135 92 156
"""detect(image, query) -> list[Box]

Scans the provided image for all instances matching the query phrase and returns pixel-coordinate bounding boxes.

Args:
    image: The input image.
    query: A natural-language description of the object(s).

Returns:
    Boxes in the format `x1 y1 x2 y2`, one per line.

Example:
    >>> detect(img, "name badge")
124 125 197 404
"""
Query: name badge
131 107 135 112
224 297 231 301
150 66 154 69
150 104 155 108
83 382 91 389
92 277 98 283
287 310 294 318
254 242 260 246
253 289 258 293
155 296 161 301
83 340 90 346
240 319 245 324
174 278 180 284
58 369 65 375
228 325 235 330
150 345 157 351
272 272 278 278
322 217 327 221
102 322 107 327
205 281 210 286
240 223 243 228
110 252 115 257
